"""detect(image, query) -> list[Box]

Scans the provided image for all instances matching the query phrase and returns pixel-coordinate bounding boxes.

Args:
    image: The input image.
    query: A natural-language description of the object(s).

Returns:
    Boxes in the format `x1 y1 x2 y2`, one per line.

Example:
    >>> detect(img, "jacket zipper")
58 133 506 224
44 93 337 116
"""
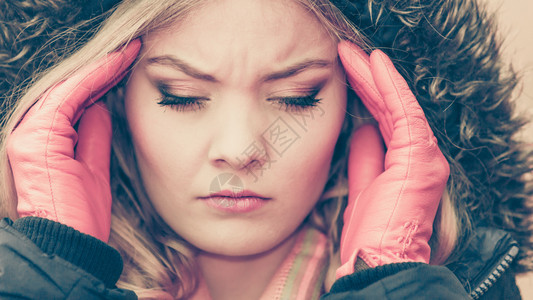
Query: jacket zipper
470 245 519 299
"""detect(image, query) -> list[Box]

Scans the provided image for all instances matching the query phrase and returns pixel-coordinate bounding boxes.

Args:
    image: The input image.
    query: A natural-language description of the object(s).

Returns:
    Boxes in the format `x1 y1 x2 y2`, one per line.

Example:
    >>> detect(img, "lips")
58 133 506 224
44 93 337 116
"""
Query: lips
199 190 271 213
202 189 270 200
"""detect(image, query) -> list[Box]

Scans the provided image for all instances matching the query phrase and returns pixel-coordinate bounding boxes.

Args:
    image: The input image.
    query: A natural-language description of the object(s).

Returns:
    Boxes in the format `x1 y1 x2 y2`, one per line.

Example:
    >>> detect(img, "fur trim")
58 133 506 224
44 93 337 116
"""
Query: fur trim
0 0 118 112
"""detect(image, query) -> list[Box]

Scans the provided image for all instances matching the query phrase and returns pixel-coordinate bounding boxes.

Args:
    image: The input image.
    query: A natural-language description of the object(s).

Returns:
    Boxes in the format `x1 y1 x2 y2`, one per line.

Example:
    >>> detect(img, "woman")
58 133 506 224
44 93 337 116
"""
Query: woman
0 0 531 299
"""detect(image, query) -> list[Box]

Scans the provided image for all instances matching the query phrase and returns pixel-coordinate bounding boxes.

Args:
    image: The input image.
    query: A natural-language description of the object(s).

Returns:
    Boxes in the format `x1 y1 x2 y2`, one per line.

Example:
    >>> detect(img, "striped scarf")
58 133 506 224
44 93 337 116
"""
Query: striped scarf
192 227 329 299
259 226 329 299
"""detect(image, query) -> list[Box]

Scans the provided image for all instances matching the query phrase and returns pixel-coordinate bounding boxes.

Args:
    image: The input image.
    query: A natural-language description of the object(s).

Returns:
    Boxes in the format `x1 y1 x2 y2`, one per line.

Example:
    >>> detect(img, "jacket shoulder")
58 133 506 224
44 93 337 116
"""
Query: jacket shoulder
447 227 522 299
0 218 136 299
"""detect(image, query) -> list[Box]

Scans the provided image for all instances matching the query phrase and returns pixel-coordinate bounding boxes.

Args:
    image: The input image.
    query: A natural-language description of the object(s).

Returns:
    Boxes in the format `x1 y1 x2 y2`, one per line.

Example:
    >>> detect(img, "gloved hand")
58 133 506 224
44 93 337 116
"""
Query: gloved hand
7 39 141 242
336 41 450 278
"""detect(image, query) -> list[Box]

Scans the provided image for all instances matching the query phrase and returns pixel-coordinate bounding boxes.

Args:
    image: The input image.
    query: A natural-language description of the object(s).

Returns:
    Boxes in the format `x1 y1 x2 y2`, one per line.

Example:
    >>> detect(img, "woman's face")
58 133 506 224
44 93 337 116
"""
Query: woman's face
125 0 347 256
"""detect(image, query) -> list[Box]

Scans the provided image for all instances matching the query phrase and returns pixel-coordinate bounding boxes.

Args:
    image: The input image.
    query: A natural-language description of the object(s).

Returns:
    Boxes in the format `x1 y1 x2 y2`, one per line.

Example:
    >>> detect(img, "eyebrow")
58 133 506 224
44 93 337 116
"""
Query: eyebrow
146 55 333 83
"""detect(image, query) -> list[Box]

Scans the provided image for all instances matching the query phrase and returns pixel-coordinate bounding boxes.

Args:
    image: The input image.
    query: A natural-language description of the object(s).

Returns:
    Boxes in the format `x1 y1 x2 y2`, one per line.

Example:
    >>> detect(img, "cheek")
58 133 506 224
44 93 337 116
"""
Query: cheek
300 75 347 171
124 75 168 173
278 80 347 206
123 72 200 197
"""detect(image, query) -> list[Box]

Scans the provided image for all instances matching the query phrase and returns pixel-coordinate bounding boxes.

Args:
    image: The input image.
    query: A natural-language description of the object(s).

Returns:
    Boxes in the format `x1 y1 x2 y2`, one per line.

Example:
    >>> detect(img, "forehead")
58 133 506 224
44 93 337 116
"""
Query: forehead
142 0 337 69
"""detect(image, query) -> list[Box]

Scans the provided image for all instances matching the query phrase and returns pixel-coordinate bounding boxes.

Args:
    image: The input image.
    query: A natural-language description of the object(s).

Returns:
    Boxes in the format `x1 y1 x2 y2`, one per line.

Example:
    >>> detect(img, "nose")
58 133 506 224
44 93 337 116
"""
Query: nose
207 100 270 176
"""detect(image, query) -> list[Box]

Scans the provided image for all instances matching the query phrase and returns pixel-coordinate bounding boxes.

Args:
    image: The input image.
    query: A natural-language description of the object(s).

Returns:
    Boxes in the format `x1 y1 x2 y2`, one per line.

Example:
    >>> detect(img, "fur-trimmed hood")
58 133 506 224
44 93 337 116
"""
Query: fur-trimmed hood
1 0 531 273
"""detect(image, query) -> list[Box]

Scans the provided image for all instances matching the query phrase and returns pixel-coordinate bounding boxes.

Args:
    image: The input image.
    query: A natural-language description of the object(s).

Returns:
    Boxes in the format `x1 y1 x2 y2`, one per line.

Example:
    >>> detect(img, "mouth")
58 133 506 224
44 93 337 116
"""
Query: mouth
201 189 270 199
198 190 271 213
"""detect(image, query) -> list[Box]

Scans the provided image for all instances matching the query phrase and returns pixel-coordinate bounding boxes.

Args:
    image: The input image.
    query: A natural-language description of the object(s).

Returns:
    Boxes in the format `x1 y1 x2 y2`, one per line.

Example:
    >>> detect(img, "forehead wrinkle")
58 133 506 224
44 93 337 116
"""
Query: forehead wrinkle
145 53 335 85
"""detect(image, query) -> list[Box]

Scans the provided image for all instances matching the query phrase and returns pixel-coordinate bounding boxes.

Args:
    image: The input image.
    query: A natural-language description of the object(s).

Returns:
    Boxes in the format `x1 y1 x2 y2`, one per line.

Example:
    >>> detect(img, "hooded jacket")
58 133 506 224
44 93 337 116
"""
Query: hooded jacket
0 0 531 299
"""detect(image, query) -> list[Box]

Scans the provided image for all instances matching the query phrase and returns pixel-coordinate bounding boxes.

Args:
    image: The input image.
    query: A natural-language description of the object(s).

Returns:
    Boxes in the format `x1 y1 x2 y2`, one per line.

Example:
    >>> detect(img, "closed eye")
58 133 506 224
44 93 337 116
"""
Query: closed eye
156 83 323 113
156 84 209 112
267 89 322 113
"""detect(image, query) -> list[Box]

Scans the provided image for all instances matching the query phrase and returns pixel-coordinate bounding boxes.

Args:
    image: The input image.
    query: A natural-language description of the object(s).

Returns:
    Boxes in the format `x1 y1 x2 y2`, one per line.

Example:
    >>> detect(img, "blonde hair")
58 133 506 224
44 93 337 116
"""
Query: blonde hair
0 0 458 298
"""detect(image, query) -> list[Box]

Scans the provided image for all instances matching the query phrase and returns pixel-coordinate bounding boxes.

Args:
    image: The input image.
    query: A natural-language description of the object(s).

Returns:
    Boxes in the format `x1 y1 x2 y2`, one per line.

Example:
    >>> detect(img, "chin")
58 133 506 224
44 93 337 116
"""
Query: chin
190 226 296 258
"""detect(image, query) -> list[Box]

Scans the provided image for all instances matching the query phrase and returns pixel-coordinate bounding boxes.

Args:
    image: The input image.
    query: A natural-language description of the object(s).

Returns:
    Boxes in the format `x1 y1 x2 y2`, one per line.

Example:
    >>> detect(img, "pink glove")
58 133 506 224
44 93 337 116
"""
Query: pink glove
336 41 450 278
7 39 141 242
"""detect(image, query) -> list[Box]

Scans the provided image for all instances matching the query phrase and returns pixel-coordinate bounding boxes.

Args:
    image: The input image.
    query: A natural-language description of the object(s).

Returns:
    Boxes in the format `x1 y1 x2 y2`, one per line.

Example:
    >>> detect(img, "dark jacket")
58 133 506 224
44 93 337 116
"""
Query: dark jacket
0 217 522 299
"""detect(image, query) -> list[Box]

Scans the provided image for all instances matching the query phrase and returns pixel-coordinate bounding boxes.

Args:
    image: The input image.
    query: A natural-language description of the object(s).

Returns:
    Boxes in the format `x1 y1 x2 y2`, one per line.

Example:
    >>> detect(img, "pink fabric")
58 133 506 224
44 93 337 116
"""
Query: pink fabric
260 227 328 300
260 229 307 299
193 227 328 299
295 234 327 300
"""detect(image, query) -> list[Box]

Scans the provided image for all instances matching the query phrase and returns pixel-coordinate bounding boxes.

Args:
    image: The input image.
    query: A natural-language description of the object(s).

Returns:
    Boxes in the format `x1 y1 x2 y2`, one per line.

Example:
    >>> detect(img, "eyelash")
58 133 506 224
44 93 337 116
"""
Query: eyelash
268 90 322 113
156 85 322 113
